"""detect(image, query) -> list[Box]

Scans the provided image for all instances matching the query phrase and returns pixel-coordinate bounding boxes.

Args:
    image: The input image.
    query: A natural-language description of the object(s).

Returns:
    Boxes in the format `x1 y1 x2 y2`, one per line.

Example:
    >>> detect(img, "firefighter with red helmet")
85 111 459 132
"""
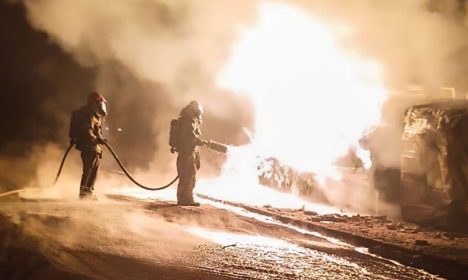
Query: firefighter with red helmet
69 92 107 199
175 100 209 206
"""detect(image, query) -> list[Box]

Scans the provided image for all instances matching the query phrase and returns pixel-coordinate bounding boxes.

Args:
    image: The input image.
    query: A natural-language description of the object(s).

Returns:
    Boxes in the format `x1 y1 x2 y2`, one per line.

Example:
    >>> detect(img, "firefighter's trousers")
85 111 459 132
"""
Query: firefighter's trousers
80 149 100 198
176 151 200 204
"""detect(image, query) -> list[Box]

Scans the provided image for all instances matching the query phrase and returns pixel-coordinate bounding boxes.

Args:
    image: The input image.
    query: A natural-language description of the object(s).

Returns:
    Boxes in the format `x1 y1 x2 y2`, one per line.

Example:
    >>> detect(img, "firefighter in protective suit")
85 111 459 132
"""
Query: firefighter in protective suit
69 92 107 199
176 101 209 206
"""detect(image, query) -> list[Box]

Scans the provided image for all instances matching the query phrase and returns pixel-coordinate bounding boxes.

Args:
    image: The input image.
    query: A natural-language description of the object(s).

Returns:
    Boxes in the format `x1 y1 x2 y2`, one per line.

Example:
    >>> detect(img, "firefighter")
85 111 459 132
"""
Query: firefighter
176 100 209 206
69 92 107 199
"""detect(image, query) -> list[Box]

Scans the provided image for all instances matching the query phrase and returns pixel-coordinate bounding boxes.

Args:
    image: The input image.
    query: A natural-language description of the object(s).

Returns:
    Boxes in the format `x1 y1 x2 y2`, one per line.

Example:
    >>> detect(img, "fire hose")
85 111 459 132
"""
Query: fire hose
103 142 179 191
54 141 178 190
54 140 228 190
53 142 74 185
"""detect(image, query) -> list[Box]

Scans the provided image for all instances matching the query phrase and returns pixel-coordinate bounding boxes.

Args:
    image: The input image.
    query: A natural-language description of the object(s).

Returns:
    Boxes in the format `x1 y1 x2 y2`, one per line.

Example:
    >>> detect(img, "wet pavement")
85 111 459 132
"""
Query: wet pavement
0 192 444 279
188 228 438 280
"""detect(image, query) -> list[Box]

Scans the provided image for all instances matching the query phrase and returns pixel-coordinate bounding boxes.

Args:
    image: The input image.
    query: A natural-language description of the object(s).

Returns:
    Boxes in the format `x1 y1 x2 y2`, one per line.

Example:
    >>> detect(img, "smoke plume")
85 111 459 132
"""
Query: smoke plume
0 0 257 191
2 0 468 212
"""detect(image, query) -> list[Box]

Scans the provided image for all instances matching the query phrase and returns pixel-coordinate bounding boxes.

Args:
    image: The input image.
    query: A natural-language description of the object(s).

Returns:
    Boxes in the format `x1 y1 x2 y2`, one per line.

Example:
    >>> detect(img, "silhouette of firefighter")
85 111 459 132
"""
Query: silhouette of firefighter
170 101 210 206
69 92 107 199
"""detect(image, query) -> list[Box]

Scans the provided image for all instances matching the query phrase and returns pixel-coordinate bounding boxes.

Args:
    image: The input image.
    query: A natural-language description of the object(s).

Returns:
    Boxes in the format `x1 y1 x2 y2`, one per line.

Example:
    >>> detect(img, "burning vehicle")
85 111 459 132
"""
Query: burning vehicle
257 157 327 203
257 98 468 225
400 101 468 222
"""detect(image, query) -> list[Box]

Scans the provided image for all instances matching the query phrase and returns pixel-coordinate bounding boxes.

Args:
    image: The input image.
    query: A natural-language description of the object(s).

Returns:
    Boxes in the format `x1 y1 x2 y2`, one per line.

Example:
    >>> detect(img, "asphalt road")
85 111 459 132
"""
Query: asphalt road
0 190 443 280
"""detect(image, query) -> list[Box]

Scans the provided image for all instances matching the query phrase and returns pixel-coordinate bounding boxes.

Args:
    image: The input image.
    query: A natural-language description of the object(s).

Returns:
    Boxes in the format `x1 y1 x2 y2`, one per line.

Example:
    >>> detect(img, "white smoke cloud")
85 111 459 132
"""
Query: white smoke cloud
22 0 468 169
19 0 259 187
16 0 468 212
23 0 257 93
288 0 468 91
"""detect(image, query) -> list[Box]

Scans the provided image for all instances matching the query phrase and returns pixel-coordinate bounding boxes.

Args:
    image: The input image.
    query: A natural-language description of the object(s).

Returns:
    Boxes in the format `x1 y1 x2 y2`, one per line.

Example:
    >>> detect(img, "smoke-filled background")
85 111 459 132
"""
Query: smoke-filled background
0 0 257 191
1 0 468 198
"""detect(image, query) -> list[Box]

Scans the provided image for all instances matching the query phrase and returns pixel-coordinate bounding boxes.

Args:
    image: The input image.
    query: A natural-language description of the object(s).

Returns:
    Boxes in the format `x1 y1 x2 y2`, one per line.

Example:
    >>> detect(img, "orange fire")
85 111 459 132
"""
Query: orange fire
220 1 387 173
200 1 388 209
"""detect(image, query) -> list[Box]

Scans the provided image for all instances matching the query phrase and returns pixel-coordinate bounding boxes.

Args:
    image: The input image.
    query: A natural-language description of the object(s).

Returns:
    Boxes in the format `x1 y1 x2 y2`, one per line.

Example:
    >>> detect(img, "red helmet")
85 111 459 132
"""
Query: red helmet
88 91 106 105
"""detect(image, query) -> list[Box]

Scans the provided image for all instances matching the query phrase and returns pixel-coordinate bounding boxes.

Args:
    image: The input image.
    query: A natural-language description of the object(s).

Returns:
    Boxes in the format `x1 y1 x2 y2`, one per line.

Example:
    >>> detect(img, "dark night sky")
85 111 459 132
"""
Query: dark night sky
0 2 94 152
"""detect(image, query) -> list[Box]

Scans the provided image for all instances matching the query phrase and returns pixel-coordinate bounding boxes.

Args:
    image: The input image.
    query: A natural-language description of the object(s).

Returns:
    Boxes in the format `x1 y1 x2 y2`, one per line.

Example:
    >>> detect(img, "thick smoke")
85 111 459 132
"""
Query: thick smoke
22 0 257 182
2 0 468 209
0 1 97 190
292 0 468 91
0 0 257 192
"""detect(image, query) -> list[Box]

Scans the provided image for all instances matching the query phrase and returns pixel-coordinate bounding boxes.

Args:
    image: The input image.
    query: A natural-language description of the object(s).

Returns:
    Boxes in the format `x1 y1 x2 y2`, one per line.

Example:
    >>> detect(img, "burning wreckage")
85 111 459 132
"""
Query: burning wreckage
257 100 468 224
400 101 468 222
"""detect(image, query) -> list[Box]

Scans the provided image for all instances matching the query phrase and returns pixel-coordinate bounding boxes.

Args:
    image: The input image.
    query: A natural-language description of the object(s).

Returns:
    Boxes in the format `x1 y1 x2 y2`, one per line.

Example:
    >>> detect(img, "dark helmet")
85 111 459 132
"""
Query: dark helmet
180 100 203 121
188 100 203 118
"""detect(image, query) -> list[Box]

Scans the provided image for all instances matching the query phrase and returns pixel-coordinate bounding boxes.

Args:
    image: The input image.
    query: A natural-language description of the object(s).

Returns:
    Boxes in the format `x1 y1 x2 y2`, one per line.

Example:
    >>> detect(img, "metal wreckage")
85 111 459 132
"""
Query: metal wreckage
258 100 468 224
400 101 468 222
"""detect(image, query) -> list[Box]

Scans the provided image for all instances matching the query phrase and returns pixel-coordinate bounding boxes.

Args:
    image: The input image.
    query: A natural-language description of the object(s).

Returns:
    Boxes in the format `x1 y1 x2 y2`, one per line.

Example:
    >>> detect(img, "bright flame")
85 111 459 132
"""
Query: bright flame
201 1 388 210
219 1 386 174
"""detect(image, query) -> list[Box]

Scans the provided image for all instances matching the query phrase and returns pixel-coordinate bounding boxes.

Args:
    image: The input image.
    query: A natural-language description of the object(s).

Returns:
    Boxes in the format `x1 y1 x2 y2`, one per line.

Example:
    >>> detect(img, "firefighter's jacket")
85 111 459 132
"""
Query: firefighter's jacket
69 105 103 154
177 115 204 155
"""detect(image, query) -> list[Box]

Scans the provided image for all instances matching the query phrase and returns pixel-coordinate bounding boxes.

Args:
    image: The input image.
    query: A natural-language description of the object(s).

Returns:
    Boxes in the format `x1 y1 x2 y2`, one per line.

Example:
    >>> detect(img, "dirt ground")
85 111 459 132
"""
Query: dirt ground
0 191 466 279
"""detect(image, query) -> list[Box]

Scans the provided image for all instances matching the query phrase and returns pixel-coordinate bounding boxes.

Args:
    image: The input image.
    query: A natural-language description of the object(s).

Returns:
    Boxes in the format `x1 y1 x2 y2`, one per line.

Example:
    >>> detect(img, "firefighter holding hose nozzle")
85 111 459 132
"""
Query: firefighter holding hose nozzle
170 100 227 206
69 92 107 199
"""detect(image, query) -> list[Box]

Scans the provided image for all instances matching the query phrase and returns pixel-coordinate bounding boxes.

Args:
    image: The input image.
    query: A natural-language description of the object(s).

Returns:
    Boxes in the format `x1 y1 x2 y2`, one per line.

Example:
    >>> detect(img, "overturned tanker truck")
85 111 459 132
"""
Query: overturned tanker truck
258 100 468 223
399 101 468 222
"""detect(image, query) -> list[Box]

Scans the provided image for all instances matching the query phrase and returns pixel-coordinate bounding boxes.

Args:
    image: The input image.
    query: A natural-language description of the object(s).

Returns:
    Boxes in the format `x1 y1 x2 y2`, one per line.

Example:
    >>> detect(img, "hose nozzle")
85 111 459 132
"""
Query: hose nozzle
206 140 228 154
